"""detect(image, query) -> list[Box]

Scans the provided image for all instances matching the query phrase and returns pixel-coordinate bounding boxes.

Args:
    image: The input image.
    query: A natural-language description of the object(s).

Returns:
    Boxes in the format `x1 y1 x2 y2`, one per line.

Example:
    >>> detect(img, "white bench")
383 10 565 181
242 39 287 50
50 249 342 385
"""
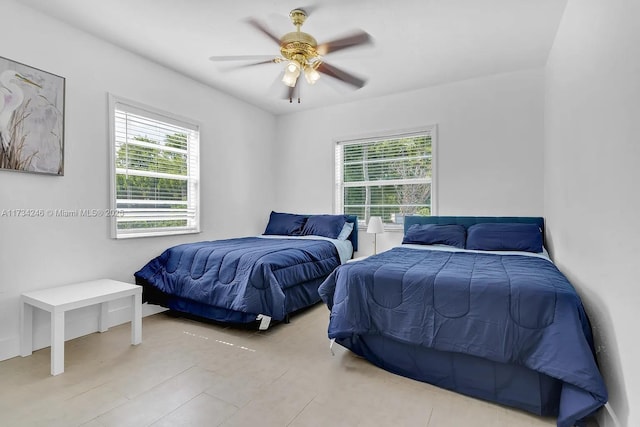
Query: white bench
20 279 142 375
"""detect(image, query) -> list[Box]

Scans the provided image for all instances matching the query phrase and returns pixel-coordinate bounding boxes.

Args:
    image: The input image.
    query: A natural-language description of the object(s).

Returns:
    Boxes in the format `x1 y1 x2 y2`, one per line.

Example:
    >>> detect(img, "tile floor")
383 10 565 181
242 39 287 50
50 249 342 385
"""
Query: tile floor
0 304 586 426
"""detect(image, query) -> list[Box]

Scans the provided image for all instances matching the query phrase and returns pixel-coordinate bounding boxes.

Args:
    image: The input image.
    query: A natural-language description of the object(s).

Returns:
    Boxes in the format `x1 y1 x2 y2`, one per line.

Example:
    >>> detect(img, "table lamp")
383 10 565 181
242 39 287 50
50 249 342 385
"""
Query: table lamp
367 216 384 255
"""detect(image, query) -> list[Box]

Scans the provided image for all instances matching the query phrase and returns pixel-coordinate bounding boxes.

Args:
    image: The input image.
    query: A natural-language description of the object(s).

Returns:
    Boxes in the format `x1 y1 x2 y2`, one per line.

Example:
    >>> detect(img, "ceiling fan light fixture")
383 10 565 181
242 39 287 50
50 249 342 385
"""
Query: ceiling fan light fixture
282 60 302 87
210 8 371 99
282 71 298 87
286 61 301 75
304 66 320 85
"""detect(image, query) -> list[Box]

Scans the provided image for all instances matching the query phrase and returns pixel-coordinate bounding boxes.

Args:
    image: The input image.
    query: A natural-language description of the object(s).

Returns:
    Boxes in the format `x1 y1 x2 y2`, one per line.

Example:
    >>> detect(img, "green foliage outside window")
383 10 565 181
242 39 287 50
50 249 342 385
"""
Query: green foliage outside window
116 133 189 229
340 134 432 224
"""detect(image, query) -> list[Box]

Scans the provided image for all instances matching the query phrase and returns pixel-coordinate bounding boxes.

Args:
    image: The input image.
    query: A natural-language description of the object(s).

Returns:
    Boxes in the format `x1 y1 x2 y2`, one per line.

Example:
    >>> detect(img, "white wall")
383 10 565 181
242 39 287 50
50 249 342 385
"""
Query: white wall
274 69 545 255
0 1 276 360
544 1 640 426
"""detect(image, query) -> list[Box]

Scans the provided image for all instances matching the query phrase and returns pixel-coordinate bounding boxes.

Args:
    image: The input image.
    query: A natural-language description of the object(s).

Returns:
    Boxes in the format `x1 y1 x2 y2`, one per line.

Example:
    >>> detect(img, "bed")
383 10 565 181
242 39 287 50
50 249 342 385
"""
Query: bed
318 216 607 427
135 212 357 328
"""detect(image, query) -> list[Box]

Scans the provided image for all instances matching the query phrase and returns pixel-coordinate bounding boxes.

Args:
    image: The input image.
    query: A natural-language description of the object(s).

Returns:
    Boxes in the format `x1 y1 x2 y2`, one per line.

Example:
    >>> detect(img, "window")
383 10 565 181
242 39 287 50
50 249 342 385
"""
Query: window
335 126 435 227
109 95 200 238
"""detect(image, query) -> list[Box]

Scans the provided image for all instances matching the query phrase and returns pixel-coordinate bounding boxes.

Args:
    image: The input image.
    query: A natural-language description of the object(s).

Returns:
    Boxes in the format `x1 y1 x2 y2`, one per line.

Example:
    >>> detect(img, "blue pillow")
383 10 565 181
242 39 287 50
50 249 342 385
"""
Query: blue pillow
263 211 307 236
301 215 347 239
402 224 466 248
466 223 543 253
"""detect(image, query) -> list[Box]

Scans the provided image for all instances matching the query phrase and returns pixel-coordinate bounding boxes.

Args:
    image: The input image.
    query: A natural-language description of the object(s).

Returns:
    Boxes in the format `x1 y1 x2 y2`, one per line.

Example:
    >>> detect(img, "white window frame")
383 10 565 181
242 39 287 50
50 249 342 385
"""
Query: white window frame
108 94 200 239
334 125 437 230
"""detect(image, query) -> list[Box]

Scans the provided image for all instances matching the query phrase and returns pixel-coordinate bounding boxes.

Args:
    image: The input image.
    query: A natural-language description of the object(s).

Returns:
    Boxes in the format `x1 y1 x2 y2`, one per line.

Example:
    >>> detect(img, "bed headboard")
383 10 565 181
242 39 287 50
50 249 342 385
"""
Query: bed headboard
346 215 358 251
403 216 544 244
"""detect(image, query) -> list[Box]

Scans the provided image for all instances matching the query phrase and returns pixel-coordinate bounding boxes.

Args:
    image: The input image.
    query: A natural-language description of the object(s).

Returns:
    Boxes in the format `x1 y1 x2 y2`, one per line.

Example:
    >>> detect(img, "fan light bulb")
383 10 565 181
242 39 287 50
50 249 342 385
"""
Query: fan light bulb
282 61 301 87
286 61 300 75
282 72 297 88
304 66 320 85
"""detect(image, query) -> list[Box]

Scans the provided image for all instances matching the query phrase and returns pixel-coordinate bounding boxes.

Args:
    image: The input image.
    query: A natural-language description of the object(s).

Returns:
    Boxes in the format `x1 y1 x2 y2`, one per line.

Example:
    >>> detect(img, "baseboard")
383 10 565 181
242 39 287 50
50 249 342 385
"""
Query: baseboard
0 336 20 362
0 303 167 362
142 302 167 317
109 302 166 326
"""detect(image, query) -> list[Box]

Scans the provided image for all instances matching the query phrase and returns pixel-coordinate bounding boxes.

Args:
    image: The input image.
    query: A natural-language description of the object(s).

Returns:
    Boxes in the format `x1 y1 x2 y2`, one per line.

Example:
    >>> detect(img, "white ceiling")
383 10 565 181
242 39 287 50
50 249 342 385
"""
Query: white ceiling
18 0 567 115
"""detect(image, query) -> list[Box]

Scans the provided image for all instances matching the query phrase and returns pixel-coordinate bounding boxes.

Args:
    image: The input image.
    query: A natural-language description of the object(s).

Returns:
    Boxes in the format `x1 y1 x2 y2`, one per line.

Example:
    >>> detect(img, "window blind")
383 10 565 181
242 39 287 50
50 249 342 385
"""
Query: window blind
110 97 200 238
335 127 435 226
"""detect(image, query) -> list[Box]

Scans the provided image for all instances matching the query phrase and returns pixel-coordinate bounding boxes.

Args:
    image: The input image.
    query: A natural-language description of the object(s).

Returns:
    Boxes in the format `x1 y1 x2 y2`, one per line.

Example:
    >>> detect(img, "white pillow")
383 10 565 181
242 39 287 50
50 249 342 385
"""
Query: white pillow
336 222 354 240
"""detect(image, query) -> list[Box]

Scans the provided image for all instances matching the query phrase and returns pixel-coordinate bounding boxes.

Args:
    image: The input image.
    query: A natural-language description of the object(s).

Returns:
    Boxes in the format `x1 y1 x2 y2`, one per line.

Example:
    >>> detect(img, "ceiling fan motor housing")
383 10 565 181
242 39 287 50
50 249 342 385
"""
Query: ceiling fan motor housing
280 32 319 65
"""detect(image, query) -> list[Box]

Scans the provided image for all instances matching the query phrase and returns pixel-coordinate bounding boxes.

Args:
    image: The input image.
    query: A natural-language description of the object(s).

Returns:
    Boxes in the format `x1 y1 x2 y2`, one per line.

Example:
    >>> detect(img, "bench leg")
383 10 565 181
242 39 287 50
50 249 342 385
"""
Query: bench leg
131 292 142 345
20 302 33 357
51 309 65 375
99 302 109 333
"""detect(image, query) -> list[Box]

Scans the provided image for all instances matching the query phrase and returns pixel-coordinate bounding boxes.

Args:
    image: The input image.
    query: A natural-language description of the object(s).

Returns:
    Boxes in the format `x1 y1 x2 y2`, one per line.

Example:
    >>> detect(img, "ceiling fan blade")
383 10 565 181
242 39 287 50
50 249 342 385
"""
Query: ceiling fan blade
236 59 278 67
219 59 279 72
209 55 277 62
246 18 282 45
317 62 367 89
317 31 372 56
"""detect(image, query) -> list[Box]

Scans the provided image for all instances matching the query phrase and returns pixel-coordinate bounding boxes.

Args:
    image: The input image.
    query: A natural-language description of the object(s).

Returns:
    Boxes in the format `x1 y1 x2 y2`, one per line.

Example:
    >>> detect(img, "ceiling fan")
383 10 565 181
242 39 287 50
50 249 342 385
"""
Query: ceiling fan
209 8 372 103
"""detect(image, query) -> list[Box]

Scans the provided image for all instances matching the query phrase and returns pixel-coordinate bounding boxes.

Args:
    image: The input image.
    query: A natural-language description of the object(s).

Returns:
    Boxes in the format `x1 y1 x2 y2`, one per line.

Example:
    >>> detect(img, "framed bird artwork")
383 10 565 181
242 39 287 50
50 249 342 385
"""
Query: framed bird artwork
1 56 65 175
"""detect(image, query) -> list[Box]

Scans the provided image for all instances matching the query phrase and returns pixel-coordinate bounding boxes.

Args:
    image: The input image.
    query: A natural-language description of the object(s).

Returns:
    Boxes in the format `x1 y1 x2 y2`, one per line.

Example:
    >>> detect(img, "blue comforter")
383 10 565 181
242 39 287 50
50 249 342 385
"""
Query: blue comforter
319 247 607 427
136 237 340 321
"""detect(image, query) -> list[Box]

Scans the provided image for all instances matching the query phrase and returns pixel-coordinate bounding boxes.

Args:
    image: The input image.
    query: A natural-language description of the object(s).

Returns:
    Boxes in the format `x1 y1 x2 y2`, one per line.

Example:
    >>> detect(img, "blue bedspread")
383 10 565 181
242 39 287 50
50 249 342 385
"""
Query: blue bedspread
136 237 340 321
319 247 607 427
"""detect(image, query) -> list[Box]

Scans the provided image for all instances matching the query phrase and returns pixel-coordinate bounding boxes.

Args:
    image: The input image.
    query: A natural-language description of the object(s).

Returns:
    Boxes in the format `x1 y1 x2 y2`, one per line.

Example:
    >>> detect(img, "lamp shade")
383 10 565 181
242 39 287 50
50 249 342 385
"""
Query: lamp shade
367 216 384 234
